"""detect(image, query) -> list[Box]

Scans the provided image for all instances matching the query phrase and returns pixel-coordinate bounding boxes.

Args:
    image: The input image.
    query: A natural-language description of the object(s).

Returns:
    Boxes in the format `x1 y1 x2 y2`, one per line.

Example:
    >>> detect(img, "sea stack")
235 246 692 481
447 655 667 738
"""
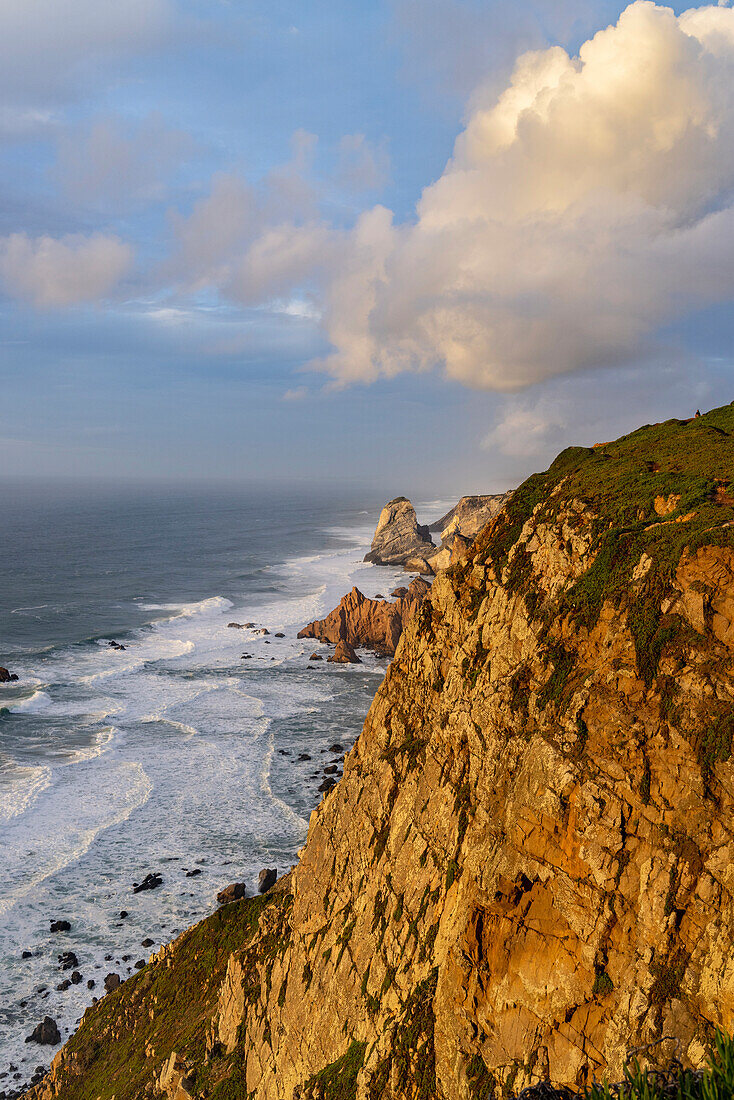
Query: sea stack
364 497 434 566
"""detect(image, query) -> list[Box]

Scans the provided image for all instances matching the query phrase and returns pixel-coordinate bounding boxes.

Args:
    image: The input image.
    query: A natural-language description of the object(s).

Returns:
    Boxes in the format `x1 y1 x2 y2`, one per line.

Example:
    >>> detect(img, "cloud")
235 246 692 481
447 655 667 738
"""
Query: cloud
482 402 565 458
309 1 734 389
0 233 133 307
337 134 390 193
282 386 308 401
0 0 172 108
55 115 193 211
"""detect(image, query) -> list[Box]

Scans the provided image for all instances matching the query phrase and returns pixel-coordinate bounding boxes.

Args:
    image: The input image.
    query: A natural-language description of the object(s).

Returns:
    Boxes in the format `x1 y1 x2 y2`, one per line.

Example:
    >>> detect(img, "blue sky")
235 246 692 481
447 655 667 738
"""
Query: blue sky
1 0 732 498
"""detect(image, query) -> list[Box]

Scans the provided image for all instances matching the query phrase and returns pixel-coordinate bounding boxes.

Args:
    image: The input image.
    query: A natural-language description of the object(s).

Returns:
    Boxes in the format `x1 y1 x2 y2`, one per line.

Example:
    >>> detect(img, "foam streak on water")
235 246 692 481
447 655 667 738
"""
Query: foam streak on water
0 487 428 1087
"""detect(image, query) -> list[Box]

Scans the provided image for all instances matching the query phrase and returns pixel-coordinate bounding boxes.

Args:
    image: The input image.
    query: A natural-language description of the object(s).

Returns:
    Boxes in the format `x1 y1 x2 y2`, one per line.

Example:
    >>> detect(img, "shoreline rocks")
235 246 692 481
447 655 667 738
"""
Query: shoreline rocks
298 577 430 659
217 883 247 906
0 667 19 682
25 1018 60 1046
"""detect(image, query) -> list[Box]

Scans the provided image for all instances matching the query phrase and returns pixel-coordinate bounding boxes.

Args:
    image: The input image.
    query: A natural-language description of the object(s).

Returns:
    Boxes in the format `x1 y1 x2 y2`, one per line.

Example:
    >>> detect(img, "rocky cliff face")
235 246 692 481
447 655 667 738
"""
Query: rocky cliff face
27 408 734 1100
364 498 434 566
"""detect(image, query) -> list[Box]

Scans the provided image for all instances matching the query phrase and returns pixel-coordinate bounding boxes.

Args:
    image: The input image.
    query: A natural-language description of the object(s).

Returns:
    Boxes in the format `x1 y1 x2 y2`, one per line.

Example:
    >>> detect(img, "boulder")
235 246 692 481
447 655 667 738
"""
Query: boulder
309 653 323 661
227 622 245 629
49 920 71 934
328 638 361 664
132 872 163 894
0 667 18 682
299 577 430 658
25 1017 60 1046
364 498 434 566
258 868 277 893
58 952 78 971
403 556 434 575
104 973 121 994
217 882 247 906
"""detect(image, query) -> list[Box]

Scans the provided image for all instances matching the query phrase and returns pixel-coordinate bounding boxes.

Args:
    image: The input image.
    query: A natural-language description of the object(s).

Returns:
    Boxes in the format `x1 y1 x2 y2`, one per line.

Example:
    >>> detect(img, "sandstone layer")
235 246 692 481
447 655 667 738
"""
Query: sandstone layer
364 498 434 566
297 578 431 658
25 407 734 1100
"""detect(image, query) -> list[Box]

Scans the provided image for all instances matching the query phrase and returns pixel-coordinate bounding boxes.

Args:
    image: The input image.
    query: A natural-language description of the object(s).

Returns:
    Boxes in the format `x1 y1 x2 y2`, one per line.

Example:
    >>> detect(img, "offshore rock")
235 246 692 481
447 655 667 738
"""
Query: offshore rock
364 497 434 565
298 577 430 657
25 1019 60 1046
327 638 361 664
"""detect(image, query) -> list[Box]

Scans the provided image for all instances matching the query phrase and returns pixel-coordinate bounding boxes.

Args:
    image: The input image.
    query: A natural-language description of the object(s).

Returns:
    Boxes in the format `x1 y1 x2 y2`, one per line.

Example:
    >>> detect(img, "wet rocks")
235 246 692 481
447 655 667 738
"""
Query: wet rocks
185 868 202 878
25 1018 60 1046
318 777 337 793
327 638 361 664
49 920 70 934
58 952 78 971
104 974 121 994
21 951 32 960
132 872 163 894
0 667 19 682
309 653 323 661
70 972 82 985
216 883 247 906
258 868 277 894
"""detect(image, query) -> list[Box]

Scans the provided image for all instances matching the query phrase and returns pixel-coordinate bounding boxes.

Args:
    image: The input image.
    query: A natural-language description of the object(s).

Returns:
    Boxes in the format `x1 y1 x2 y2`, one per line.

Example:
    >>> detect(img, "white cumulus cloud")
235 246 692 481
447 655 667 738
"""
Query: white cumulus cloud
0 233 133 307
311 1 734 389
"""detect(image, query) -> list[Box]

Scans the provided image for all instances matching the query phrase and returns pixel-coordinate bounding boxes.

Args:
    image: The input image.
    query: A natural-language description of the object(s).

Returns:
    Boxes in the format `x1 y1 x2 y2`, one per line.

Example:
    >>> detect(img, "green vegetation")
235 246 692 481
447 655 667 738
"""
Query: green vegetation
391 970 439 1100
693 712 734 784
44 891 290 1100
586 1030 734 1100
303 1040 368 1100
592 970 614 997
466 1053 498 1100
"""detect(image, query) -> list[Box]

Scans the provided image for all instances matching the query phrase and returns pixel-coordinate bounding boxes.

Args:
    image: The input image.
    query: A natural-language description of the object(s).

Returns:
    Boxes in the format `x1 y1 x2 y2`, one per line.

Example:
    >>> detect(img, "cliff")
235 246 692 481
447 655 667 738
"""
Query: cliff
26 406 734 1100
427 494 513 574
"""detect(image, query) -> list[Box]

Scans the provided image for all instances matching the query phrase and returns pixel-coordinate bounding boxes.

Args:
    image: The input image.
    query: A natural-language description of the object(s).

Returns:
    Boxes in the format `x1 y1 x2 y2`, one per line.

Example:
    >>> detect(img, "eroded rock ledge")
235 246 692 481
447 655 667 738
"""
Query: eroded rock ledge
297 577 431 658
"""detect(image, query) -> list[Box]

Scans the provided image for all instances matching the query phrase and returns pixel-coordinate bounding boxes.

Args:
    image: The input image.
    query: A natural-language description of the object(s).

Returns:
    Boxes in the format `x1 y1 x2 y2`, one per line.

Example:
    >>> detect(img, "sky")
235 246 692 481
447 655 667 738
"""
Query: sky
1 0 734 499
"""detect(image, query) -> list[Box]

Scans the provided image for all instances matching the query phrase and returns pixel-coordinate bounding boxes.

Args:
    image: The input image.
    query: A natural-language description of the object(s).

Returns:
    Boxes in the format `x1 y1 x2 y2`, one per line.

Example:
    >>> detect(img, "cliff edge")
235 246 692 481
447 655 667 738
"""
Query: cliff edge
27 406 734 1100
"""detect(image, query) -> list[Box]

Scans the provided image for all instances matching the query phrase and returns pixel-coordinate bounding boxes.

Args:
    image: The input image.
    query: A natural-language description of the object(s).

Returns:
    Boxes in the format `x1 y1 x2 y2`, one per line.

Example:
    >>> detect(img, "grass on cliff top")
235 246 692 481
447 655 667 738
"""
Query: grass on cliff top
41 891 286 1100
464 405 734 688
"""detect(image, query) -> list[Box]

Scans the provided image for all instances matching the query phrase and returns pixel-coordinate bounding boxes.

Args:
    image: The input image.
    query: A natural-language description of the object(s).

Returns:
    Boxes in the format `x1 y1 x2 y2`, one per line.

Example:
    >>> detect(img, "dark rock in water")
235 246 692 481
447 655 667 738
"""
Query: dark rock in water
329 743 343 753
323 765 338 775
298 753 312 762
58 952 78 971
318 778 337 793
258 868 277 894
104 954 113 961
0 666 19 682
122 955 131 962
132 872 162 894
134 960 145 970
56 980 71 992
141 938 154 947
49 920 70 933
374 593 385 599
241 653 252 659
185 868 202 878
119 910 128 919
25 1018 60 1045
70 971 82 985
21 951 32 960
275 632 285 637
217 882 247 905
87 979 95 990
309 653 323 661
104 973 121 994
227 622 245 628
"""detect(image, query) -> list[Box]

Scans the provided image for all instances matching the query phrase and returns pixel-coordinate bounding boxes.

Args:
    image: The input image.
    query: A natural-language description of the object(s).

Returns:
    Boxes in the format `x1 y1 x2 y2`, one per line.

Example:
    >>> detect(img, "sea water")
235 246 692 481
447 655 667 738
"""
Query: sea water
0 481 450 1089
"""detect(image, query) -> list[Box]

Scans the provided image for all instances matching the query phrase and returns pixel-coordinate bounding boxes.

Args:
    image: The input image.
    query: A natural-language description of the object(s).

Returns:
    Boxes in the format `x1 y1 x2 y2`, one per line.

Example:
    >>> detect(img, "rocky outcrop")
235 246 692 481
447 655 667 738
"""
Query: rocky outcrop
364 498 434 566
297 577 431 657
327 638 361 664
23 406 734 1100
426 492 513 574
0 666 19 682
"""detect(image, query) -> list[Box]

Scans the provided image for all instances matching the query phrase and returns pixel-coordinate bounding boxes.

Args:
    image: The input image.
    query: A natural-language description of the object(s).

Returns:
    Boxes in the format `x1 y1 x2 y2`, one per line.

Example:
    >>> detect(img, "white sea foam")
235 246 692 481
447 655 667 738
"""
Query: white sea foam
0 688 53 714
0 765 52 823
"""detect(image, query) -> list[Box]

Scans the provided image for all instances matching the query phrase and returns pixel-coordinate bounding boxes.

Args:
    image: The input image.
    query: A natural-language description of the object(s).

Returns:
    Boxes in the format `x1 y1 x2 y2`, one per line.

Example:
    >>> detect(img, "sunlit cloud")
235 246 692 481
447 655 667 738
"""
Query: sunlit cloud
0 232 133 307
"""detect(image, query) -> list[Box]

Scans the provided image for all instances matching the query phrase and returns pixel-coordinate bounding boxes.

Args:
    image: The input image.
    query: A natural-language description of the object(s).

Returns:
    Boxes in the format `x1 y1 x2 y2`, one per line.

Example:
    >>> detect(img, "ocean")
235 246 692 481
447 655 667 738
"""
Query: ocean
0 481 447 1091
